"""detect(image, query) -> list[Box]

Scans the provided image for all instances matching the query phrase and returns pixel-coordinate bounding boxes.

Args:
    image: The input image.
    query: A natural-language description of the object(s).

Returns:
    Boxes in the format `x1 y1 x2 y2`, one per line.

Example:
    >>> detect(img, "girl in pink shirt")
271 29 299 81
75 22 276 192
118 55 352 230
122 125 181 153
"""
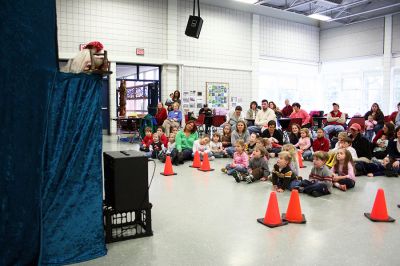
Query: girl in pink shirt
221 140 249 177
295 128 311 156
332 148 356 191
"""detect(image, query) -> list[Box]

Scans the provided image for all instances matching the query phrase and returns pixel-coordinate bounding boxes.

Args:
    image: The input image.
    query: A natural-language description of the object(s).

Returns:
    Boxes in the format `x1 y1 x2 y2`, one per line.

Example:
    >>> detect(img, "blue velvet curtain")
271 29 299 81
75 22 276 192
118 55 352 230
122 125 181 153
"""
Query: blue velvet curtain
0 1 57 265
40 73 107 265
0 1 106 265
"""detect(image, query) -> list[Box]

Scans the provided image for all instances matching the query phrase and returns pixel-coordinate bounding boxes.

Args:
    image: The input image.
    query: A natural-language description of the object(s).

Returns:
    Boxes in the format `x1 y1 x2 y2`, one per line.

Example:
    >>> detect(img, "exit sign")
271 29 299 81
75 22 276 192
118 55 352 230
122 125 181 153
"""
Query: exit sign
136 48 145 56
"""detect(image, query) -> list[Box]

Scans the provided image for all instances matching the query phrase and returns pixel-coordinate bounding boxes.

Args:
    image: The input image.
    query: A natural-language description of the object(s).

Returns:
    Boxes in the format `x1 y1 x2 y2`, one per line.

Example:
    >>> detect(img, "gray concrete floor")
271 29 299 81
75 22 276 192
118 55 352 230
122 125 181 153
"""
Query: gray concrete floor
78 135 400 266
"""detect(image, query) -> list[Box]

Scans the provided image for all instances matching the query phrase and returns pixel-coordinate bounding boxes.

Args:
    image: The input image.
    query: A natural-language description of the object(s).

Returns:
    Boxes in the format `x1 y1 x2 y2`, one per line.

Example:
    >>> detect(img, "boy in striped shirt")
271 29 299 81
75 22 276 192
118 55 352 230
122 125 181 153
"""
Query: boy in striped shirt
296 151 333 197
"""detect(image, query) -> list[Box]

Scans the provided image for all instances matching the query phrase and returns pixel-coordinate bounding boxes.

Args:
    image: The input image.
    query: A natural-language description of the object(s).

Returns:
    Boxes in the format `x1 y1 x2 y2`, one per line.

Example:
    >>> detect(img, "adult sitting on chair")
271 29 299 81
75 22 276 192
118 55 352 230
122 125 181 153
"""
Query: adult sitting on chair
225 106 244 128
289 102 311 128
281 99 293 118
248 99 276 134
323 103 346 139
162 102 182 136
364 103 384 133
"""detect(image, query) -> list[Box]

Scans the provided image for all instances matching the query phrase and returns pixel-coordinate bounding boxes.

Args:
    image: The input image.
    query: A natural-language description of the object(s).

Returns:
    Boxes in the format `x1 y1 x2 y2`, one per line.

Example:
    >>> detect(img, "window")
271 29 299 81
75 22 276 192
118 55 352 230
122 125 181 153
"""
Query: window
392 68 400 108
116 64 160 116
320 57 383 116
258 59 319 111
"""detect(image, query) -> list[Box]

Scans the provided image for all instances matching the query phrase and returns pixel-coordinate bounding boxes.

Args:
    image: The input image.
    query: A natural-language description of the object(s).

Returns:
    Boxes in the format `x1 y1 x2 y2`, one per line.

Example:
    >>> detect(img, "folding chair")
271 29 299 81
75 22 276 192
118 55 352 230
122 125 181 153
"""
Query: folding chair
348 117 365 133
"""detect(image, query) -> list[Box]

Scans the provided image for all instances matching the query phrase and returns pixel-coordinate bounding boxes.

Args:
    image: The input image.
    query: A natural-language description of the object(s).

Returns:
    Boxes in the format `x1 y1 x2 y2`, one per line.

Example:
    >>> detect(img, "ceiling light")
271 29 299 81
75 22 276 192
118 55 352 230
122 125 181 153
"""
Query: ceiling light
308 13 332 21
234 0 258 4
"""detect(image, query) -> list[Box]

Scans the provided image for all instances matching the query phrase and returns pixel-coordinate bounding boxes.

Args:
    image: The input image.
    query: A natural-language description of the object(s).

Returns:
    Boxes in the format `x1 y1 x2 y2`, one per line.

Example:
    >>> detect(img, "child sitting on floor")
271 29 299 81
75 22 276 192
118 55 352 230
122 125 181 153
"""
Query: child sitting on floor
171 126 179 136
148 133 163 159
326 132 350 168
295 128 312 161
271 151 298 192
281 144 300 177
210 132 225 158
246 132 258 155
221 124 232 150
193 135 214 160
332 148 356 191
140 127 153 152
304 128 330 161
156 126 168 147
160 133 177 164
296 151 333 197
221 140 249 180
356 157 399 177
240 145 270 183
339 137 358 160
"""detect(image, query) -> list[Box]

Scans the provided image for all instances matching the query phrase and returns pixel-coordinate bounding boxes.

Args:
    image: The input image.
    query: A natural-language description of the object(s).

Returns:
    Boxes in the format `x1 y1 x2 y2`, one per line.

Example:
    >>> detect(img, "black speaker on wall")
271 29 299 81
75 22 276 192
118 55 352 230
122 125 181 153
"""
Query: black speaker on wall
185 0 203 39
103 150 149 212
185 15 203 39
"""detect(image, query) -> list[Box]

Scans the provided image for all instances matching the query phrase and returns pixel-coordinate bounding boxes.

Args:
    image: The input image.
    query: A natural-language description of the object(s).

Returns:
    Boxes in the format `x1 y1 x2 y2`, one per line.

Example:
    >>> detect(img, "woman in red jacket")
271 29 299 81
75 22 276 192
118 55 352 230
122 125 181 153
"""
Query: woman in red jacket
155 102 168 126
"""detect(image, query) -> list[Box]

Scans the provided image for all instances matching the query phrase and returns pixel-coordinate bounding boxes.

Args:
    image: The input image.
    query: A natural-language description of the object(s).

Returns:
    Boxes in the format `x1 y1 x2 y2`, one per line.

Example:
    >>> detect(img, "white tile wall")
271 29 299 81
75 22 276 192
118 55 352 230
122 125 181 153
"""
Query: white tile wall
177 0 253 67
56 0 168 59
259 16 319 62
393 14 400 54
320 18 384 62
182 66 252 114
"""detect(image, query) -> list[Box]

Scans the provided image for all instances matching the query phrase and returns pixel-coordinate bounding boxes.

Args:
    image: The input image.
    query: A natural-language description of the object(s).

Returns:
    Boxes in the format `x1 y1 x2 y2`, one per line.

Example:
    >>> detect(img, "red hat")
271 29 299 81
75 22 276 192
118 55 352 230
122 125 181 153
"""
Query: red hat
83 41 104 52
350 123 361 131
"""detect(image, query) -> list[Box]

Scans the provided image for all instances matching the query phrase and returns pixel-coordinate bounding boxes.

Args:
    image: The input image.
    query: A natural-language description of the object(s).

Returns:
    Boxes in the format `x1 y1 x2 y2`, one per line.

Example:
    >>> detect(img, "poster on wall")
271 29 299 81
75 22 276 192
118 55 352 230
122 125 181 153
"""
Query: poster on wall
206 82 229 109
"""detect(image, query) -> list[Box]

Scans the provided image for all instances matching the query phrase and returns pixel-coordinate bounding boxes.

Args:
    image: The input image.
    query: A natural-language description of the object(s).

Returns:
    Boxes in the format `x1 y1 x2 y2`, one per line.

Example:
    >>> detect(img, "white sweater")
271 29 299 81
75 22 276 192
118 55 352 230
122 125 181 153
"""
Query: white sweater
255 108 276 127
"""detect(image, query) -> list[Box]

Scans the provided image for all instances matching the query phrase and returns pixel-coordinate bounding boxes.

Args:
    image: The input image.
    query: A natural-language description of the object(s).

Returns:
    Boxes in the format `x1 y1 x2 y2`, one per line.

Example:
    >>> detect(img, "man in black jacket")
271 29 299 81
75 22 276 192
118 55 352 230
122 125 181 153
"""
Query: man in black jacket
349 123 372 159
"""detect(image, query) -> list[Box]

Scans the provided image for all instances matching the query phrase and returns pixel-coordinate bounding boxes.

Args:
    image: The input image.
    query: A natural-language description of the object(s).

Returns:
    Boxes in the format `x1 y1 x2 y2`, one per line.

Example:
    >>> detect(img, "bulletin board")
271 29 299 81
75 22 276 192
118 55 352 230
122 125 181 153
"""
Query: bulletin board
206 82 229 109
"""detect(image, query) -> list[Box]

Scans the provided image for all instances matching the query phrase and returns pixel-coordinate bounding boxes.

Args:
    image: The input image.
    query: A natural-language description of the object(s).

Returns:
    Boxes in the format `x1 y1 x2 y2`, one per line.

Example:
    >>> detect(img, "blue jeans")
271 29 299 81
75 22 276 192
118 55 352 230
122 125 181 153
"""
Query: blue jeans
323 125 344 138
226 146 235 157
364 130 374 142
178 149 193 163
373 124 383 133
299 180 330 196
248 126 261 135
302 150 313 161
225 164 247 175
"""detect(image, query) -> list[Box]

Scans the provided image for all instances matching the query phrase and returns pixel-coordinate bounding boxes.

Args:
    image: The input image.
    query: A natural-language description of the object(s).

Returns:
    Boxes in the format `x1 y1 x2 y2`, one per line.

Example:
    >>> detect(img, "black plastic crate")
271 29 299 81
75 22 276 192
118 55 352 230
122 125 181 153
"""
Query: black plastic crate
104 204 153 243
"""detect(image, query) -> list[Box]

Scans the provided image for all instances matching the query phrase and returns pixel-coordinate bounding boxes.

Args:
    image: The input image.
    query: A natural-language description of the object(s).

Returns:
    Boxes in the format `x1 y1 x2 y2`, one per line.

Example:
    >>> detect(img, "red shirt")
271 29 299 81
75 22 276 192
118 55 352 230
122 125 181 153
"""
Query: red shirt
141 135 153 146
281 105 293 118
155 108 168 126
289 109 310 126
313 137 330 152
159 133 168 147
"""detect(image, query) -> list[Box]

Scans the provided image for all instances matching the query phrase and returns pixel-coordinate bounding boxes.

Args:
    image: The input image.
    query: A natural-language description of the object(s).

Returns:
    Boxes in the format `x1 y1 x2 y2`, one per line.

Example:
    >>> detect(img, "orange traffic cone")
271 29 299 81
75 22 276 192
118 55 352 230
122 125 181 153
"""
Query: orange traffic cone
160 155 177 176
298 151 306 168
190 151 201 168
364 188 395 222
282 190 306 223
257 192 288 228
198 153 214 172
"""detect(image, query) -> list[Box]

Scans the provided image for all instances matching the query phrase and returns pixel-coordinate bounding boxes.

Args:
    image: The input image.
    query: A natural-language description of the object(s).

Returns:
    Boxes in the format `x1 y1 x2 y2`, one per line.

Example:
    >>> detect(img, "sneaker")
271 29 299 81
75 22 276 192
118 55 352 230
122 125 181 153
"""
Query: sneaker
221 168 227 173
245 174 254 183
232 171 242 183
